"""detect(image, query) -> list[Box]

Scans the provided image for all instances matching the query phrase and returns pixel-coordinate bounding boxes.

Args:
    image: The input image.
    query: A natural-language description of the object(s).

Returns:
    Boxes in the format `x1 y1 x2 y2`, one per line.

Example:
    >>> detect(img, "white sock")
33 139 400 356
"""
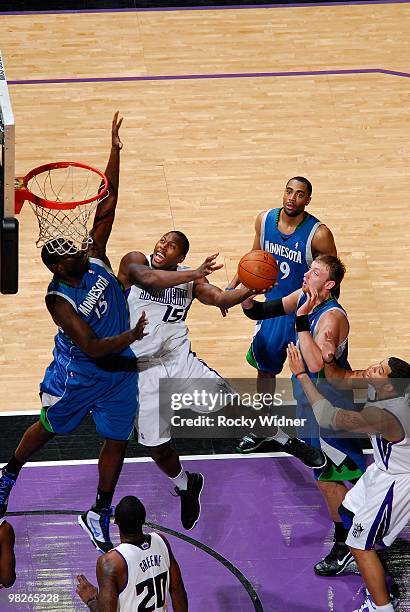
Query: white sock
271 427 289 446
375 602 395 611
170 468 188 491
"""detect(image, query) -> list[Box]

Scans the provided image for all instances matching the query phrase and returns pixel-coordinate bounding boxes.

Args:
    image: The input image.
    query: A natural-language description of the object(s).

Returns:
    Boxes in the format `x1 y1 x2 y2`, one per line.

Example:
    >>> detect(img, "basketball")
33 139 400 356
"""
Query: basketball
237 250 279 291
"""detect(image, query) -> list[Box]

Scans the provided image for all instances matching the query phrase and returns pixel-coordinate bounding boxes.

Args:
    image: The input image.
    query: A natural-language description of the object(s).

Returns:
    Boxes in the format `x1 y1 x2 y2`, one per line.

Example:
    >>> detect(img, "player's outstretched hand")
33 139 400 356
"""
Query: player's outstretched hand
297 287 320 315
287 342 305 375
133 310 149 340
194 253 223 279
76 574 98 606
322 329 336 364
112 110 123 150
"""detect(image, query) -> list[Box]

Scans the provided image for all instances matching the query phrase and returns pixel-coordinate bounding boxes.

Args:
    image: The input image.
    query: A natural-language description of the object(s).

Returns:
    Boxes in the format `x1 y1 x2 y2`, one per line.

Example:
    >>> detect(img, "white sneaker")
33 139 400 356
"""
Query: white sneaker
353 587 400 612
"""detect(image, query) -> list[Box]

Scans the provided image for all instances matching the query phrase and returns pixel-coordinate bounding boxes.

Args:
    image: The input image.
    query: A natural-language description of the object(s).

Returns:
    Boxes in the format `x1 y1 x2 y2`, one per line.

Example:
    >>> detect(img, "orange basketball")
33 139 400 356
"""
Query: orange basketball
237 250 278 291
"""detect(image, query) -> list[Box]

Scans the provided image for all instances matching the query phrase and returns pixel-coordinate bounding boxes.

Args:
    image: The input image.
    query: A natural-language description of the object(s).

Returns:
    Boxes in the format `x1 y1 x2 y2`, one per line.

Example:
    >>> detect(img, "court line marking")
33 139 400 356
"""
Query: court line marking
15 449 372 468
0 410 41 416
1 0 410 16
5 509 264 612
7 68 410 86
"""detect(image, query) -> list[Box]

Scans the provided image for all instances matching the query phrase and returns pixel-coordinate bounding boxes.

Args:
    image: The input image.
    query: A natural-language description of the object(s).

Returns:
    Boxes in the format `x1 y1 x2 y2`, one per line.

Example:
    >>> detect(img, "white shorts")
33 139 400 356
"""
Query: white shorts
136 339 232 447
343 462 410 550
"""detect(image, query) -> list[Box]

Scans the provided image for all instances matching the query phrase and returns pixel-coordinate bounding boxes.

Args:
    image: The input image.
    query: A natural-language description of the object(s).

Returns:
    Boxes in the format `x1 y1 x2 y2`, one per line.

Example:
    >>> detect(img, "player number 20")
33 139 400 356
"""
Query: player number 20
136 571 168 611
279 261 290 279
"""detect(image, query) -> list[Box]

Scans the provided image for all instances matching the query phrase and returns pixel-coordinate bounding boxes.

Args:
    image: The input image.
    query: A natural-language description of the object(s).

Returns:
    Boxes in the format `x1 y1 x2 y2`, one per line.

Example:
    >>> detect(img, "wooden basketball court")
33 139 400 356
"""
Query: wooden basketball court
0 1 409 410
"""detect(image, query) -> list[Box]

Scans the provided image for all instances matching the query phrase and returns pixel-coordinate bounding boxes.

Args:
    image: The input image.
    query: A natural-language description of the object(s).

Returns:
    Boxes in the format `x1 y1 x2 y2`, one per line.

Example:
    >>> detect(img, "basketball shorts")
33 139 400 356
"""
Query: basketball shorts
340 463 410 550
40 363 138 441
136 339 232 447
248 313 296 375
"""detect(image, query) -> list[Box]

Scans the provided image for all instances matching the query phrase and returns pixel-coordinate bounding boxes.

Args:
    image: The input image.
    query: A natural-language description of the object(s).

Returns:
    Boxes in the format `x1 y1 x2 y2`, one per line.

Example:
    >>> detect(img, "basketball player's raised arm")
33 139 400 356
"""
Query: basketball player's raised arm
0 522 16 588
118 251 223 291
241 287 301 320
287 344 404 441
46 294 147 359
88 112 123 264
193 277 254 309
321 330 368 389
168 548 188 611
226 210 265 290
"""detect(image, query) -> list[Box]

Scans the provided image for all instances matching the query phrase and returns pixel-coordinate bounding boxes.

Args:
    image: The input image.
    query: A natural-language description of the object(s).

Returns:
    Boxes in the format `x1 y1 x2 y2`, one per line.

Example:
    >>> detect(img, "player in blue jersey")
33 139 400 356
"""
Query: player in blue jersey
0 113 150 554
233 177 337 460
0 114 227 553
242 255 366 575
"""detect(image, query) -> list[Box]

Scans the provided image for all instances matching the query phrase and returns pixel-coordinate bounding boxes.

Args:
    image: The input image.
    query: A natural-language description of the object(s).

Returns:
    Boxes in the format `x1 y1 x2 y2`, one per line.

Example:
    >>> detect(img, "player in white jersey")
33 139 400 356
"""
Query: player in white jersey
76 496 187 612
0 518 15 588
117 231 255 531
287 341 410 612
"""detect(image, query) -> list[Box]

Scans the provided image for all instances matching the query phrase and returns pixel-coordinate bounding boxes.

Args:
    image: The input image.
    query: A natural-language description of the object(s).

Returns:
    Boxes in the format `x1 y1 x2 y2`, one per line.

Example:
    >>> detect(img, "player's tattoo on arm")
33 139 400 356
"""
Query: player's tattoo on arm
335 410 371 433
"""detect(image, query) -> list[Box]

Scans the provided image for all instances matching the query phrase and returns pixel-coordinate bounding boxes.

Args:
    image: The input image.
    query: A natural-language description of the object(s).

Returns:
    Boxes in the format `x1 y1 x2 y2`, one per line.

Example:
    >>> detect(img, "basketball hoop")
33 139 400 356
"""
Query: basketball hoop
15 161 109 254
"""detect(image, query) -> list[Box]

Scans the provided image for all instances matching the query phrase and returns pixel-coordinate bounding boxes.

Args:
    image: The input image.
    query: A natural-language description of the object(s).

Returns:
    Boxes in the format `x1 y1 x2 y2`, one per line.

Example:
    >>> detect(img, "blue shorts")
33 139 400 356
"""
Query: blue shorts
40 361 138 441
294 387 366 482
249 313 296 375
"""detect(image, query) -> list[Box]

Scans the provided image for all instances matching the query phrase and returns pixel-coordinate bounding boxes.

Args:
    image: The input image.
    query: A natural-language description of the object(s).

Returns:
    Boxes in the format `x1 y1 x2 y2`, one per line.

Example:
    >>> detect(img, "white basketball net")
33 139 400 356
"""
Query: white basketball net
26 165 108 255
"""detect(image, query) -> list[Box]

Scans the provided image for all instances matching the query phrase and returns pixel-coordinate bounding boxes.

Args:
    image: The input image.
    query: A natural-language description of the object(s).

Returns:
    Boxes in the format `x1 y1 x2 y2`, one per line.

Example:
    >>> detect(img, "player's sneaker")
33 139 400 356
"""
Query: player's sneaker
353 587 400 611
78 506 113 553
235 434 279 453
235 433 327 469
174 472 204 530
282 437 327 469
0 468 17 517
314 542 355 576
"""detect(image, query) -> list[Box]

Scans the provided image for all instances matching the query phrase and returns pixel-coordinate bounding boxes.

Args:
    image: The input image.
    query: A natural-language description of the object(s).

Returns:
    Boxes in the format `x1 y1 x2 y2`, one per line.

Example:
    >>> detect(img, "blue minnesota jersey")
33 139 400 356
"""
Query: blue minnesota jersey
250 208 321 374
39 258 138 440
261 208 321 299
292 295 352 411
45 257 133 371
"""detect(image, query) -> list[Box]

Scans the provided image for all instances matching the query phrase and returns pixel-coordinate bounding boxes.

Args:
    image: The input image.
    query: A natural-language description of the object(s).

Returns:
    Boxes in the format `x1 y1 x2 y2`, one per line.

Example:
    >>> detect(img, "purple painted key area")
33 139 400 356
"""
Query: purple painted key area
2 457 409 611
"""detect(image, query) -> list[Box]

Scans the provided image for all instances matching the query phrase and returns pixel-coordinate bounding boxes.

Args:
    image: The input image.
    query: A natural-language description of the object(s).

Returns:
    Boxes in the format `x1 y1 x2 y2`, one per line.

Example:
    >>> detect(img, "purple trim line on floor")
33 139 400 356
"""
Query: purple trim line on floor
7 68 410 87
